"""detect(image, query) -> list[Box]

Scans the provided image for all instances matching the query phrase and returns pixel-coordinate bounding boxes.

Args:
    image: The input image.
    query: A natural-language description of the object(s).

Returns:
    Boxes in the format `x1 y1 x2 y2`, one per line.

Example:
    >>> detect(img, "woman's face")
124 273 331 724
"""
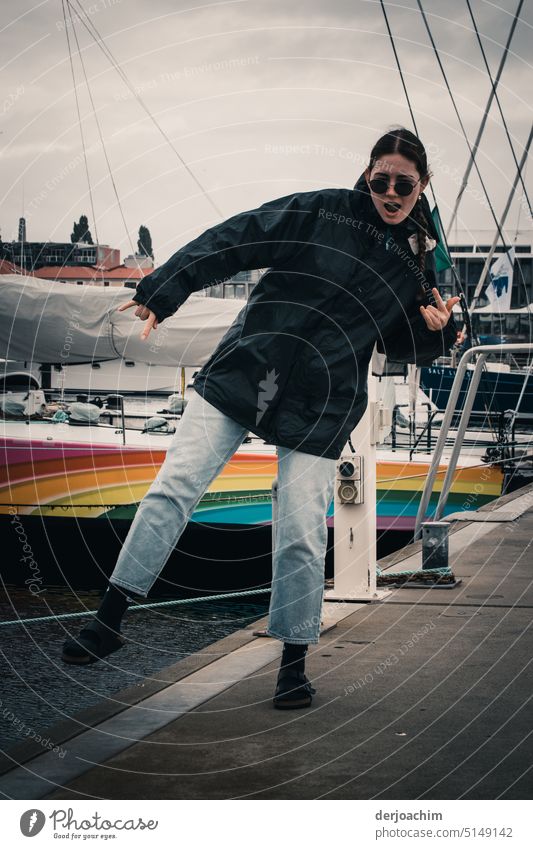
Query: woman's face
365 152 429 225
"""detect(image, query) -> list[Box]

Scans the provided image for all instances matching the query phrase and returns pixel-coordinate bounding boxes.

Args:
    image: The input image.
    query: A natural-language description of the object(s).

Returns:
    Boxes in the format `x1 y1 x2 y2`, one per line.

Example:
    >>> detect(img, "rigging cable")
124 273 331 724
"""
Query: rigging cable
446 0 527 237
378 0 467 309
61 0 101 261
463 0 531 310
64 0 137 268
514 154 529 242
379 0 515 439
465 0 531 221
415 0 508 251
67 0 225 221
381 0 530 343
416 0 530 303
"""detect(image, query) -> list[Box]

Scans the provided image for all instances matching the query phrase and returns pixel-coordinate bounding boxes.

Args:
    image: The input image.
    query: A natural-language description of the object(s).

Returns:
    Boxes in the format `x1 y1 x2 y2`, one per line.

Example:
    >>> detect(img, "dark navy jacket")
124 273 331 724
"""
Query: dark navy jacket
133 172 456 459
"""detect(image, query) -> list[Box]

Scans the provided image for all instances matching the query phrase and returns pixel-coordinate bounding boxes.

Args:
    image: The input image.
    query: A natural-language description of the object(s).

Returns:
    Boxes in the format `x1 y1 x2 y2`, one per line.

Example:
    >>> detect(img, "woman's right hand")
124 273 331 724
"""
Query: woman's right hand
117 300 159 340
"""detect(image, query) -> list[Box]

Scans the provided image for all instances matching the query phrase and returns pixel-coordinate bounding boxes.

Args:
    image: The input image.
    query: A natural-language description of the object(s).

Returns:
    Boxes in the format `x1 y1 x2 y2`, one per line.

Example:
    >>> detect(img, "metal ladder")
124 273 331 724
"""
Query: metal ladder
414 343 533 540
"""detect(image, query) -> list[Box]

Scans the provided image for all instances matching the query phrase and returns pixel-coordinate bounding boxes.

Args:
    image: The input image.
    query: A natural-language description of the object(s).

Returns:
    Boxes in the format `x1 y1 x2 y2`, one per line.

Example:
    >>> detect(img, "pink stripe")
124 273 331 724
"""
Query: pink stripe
0 438 155 465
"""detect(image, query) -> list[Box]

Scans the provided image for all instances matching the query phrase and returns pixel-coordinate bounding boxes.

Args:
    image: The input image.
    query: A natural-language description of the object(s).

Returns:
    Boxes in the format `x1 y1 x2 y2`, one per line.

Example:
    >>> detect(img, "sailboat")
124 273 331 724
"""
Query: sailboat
0 272 505 589
2 0 529 589
419 244 533 419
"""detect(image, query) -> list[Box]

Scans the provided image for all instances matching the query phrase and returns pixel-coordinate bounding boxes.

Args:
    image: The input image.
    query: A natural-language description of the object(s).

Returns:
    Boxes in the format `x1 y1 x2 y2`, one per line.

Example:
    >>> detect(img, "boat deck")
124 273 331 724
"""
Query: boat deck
1 483 531 801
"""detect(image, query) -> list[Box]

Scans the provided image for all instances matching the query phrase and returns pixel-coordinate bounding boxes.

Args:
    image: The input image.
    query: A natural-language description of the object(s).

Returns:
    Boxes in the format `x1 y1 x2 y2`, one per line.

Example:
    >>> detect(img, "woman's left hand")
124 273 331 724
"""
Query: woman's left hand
420 288 460 331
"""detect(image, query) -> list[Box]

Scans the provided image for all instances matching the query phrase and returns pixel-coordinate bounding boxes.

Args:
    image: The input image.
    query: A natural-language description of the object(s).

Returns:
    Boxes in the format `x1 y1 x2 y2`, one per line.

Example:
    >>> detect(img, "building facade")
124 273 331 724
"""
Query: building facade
206 269 265 299
436 231 533 309
1 240 122 273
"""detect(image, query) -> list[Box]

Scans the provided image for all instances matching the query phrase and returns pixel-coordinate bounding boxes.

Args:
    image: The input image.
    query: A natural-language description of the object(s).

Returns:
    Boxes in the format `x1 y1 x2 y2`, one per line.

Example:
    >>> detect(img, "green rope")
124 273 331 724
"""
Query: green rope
377 565 453 579
377 566 455 586
2 563 458 626
0 587 272 628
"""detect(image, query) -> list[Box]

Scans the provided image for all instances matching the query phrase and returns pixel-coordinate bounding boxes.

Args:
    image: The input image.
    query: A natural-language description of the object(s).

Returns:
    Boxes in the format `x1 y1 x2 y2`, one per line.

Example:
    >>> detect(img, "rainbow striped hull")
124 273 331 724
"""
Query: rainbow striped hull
0 434 504 532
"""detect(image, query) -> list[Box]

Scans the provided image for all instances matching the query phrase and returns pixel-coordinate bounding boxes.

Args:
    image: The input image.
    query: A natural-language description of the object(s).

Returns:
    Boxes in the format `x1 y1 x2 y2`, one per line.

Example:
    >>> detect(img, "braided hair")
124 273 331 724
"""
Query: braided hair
367 126 431 273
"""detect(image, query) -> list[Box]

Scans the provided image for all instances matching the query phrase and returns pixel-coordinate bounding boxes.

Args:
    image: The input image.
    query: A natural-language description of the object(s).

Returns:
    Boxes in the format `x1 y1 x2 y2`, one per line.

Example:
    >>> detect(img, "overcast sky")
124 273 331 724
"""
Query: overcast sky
1 0 531 263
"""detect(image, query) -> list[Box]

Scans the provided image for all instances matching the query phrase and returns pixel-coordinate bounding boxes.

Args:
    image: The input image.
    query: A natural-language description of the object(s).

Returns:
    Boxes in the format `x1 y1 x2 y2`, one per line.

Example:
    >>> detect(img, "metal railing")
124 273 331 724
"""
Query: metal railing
413 343 533 540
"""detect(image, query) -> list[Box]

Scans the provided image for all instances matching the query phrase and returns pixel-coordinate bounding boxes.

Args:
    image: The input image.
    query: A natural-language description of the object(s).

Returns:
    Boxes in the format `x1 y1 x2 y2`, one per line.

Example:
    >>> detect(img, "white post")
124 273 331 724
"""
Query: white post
324 364 386 602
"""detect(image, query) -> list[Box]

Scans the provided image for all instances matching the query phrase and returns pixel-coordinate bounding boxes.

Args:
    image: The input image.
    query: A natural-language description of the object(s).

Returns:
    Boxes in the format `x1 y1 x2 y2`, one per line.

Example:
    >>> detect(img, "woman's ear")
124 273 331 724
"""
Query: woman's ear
420 174 430 192
364 167 371 188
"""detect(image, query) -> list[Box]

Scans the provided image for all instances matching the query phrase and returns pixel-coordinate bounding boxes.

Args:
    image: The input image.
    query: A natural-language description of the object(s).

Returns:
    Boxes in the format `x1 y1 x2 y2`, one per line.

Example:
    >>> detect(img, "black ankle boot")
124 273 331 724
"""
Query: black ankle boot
273 643 315 709
95 583 134 632
61 583 133 665
280 642 308 673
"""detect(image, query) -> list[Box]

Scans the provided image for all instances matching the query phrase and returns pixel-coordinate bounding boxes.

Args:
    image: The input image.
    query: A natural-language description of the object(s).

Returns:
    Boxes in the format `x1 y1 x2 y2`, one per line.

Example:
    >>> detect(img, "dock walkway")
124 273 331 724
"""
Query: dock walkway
1 484 532 800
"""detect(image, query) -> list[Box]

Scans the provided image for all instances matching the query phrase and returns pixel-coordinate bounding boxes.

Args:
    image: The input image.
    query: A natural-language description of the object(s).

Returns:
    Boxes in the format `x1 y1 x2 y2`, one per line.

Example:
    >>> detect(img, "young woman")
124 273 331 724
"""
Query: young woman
62 127 459 709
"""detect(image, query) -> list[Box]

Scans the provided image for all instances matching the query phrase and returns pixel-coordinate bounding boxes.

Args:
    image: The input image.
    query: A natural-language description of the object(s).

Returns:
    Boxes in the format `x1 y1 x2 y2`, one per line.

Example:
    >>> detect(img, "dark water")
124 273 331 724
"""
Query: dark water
0 585 269 752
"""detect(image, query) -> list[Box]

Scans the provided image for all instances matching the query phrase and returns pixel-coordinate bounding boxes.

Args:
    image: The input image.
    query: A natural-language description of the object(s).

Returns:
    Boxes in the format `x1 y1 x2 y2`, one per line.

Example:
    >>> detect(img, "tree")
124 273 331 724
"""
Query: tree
137 225 154 260
71 215 94 244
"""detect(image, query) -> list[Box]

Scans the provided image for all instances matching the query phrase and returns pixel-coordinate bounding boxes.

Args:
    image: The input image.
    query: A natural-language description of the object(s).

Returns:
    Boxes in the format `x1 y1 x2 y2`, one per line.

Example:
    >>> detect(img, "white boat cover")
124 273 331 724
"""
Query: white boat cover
0 275 242 366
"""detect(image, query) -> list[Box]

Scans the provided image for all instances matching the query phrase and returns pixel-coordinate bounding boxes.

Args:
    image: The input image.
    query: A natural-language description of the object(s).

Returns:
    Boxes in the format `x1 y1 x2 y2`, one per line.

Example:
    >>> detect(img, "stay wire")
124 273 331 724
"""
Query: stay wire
465 0 531 221
446 0 525 238
65 0 137 267
463 0 530 299
61 0 100 254
415 0 509 252
383 0 526 316
378 0 420 137
378 0 467 308
68 0 225 221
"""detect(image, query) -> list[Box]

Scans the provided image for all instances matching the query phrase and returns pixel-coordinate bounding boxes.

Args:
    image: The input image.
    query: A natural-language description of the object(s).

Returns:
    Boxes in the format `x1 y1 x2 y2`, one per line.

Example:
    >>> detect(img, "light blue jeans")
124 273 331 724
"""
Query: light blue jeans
110 388 336 644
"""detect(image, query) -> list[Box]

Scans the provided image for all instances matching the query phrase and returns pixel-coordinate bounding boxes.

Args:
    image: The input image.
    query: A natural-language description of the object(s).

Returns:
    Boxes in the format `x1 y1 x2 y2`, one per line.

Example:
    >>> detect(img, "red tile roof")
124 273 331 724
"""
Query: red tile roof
0 259 29 275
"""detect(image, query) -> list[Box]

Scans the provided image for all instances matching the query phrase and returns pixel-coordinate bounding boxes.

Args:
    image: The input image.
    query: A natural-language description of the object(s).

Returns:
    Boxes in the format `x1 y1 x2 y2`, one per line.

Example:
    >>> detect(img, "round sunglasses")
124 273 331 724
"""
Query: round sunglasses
368 176 421 197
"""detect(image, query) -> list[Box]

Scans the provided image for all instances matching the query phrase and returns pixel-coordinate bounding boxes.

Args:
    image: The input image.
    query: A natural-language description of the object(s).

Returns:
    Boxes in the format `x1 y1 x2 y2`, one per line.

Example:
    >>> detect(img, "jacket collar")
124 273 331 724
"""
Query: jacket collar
351 171 440 243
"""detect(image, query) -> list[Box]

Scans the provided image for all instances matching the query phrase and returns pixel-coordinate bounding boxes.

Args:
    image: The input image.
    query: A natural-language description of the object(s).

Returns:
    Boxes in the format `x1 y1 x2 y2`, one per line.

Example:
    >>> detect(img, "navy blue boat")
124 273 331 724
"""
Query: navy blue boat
420 365 533 416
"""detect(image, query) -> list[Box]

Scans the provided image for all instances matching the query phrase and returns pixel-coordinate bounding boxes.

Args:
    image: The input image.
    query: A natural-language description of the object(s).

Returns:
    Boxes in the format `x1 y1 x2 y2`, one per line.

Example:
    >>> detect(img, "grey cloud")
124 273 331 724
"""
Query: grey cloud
0 0 530 251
